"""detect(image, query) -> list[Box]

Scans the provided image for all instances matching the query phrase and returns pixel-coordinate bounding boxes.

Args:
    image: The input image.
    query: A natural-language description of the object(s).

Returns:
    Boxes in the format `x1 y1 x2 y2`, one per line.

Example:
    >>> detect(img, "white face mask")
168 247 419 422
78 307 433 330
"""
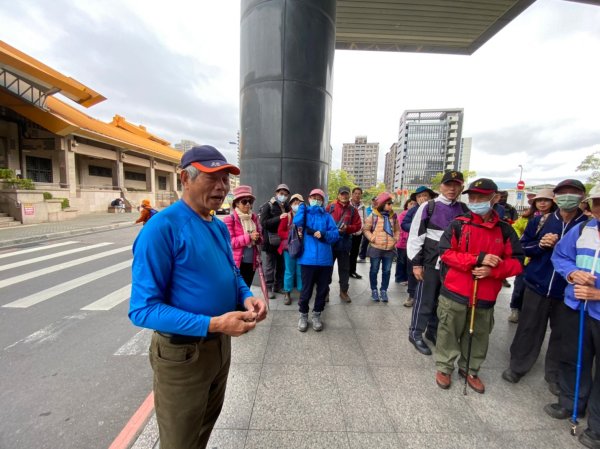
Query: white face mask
309 199 323 207
277 194 288 203
291 204 299 213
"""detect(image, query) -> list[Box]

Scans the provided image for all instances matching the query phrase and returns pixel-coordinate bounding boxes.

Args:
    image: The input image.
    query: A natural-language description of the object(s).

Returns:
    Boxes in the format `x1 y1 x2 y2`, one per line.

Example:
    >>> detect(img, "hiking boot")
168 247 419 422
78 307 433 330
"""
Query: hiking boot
508 309 519 323
409 337 432 355
548 381 561 396
283 292 292 305
371 289 380 302
312 312 323 332
436 371 451 389
380 290 389 303
579 429 600 449
544 403 570 420
501 368 522 384
403 297 414 307
340 291 352 303
298 313 309 332
458 369 485 394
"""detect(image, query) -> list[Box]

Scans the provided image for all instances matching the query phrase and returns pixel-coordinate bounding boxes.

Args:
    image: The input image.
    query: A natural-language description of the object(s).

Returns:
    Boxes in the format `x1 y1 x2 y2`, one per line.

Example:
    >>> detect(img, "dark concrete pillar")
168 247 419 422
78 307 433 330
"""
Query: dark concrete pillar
240 0 335 206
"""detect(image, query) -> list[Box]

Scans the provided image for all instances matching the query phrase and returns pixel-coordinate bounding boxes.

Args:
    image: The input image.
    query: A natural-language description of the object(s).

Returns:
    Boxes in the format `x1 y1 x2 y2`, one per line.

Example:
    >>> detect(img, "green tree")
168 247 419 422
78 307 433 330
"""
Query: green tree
327 170 357 200
576 151 600 184
363 182 387 203
430 170 476 190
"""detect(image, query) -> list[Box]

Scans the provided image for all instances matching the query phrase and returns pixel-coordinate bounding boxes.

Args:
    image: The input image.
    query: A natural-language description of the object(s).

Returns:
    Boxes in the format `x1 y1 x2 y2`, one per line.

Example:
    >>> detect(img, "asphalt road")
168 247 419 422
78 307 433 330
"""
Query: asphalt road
0 227 151 449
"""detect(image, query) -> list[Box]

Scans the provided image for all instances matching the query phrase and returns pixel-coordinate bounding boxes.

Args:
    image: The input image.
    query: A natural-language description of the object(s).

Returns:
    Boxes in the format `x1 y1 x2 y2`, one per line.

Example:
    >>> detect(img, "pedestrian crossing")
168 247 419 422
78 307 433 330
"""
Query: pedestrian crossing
0 240 133 311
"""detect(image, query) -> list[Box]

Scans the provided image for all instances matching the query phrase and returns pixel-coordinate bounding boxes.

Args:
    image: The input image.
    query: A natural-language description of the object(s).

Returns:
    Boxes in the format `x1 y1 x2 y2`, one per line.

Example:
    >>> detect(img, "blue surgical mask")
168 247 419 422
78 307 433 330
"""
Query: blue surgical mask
277 194 288 203
467 200 492 216
309 199 323 207
291 204 299 213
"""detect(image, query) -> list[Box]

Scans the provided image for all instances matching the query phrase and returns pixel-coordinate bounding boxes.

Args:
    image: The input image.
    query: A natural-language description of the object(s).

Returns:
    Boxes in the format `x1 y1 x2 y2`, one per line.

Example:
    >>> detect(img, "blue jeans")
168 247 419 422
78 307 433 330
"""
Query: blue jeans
369 253 394 291
283 250 302 292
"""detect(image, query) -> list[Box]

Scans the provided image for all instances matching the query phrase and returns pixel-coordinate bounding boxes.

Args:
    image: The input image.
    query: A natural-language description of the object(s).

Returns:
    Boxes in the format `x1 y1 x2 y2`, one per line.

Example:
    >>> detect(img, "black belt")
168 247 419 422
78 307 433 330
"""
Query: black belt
156 331 220 344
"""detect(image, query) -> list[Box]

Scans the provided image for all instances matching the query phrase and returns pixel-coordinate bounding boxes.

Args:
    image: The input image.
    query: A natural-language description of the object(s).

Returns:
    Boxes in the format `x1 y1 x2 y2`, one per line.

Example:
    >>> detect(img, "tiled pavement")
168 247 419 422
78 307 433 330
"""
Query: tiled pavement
133 264 587 449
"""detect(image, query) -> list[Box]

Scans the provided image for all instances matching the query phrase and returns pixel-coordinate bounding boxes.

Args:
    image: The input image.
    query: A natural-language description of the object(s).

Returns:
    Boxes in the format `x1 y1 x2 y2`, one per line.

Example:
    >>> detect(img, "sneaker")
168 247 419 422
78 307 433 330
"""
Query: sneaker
579 428 600 449
403 297 414 307
312 312 323 332
380 290 388 303
436 371 451 389
298 313 309 332
544 403 570 420
508 309 519 323
357 258 366 263
349 272 362 279
283 292 292 305
371 289 380 302
340 291 352 303
458 369 485 394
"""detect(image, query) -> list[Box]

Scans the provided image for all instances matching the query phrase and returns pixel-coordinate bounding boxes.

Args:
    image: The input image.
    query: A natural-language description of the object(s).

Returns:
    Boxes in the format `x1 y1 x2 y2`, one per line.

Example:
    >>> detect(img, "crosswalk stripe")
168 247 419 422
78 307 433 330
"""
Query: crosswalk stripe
114 329 152 356
0 245 132 289
3 259 132 308
0 242 112 272
0 241 78 260
82 284 131 311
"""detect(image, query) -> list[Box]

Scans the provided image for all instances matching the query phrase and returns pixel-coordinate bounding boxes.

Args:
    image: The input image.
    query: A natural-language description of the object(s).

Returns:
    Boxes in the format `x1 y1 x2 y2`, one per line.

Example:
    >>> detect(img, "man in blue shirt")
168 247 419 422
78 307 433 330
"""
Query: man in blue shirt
129 145 267 449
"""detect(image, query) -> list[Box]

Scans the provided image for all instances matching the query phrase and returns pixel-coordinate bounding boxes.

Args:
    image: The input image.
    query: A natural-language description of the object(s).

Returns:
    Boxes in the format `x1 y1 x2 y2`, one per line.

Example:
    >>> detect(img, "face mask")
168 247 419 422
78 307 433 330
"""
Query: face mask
277 194 288 203
467 201 492 216
309 199 323 207
555 194 583 211
291 204 299 213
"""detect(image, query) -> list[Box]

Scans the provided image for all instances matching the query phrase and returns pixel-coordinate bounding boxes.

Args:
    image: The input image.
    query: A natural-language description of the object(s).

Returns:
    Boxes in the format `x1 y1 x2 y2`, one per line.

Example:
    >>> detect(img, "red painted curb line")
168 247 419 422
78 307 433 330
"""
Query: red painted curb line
108 391 154 449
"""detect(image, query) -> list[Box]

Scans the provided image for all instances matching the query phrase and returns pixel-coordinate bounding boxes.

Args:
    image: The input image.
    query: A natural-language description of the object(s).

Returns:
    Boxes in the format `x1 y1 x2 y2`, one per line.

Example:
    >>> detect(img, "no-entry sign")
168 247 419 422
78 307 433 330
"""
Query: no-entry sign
517 180 525 191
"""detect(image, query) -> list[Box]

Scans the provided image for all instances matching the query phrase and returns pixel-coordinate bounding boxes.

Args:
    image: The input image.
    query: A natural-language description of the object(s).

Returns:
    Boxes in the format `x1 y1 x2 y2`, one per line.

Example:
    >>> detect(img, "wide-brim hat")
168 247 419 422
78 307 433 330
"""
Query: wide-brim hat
586 184 600 201
290 193 304 203
232 185 255 202
181 145 240 175
309 188 325 200
275 183 290 193
409 185 437 202
376 192 393 204
531 188 554 203
463 178 498 195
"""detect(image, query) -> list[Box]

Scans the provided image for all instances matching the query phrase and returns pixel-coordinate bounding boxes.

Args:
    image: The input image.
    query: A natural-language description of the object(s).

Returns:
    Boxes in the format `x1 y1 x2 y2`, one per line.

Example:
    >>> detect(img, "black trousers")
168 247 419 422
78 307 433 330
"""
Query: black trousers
359 235 369 259
557 302 598 428
409 266 441 340
264 251 284 291
333 249 351 292
509 273 525 310
239 262 255 289
349 234 362 275
407 259 417 298
509 287 564 382
299 265 334 314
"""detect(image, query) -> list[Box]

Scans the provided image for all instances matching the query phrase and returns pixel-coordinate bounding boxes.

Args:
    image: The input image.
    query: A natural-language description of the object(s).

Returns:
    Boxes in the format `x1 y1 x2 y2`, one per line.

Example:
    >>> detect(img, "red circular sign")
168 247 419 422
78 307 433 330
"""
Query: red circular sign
517 180 525 190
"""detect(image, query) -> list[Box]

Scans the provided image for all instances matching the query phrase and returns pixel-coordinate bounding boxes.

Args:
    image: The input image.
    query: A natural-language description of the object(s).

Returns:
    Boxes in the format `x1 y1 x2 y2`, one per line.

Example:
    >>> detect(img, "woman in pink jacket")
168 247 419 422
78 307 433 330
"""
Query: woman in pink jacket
223 185 263 288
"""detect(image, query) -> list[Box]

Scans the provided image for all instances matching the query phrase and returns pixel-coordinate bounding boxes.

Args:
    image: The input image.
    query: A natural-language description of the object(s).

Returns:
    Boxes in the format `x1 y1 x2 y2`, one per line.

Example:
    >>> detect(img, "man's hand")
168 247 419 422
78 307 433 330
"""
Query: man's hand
314 231 322 239
244 296 268 322
472 266 492 279
574 285 600 301
569 270 597 286
540 233 559 248
482 254 502 267
413 266 424 281
208 311 257 337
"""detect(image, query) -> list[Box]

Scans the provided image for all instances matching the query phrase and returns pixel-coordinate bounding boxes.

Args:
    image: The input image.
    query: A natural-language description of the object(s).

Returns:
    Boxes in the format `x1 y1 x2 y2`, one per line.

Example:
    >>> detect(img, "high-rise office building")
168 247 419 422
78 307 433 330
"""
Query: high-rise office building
384 143 397 192
342 136 379 189
174 139 199 153
394 109 464 192
459 137 472 173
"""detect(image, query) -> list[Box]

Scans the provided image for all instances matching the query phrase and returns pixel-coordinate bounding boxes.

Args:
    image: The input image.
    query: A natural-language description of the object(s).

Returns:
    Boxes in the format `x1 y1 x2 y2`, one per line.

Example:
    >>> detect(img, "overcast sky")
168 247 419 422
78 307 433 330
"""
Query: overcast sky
1 0 599 188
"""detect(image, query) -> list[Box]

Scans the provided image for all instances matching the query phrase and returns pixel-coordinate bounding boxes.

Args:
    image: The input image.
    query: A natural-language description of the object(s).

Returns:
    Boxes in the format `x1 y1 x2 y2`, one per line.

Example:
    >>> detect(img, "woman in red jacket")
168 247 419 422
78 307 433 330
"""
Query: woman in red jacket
223 185 262 288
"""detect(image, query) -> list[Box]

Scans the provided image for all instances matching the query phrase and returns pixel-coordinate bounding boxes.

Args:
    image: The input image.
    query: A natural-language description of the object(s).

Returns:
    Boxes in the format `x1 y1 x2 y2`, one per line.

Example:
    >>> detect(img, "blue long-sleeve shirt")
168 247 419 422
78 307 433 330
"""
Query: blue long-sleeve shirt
129 200 253 337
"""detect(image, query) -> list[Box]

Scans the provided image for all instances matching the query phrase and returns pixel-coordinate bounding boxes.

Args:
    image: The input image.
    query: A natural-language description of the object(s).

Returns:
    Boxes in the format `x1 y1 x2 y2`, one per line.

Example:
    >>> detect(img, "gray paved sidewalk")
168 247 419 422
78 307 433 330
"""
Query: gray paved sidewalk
0 212 137 248
130 266 585 449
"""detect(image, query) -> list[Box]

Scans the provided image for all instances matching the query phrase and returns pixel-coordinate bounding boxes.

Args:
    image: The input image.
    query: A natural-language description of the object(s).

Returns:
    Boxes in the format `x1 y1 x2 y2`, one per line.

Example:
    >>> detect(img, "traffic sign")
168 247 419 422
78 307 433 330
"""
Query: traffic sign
517 180 525 191
516 191 523 201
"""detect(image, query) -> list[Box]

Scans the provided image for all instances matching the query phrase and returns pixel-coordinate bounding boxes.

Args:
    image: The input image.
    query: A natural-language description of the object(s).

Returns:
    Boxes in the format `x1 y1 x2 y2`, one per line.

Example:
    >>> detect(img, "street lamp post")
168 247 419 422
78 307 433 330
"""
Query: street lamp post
517 164 524 210
518 164 523 181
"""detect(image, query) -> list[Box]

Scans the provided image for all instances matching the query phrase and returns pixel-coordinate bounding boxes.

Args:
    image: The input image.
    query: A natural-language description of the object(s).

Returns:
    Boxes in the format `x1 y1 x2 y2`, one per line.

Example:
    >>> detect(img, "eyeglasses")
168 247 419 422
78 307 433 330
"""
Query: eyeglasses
385 202 394 206
239 199 254 206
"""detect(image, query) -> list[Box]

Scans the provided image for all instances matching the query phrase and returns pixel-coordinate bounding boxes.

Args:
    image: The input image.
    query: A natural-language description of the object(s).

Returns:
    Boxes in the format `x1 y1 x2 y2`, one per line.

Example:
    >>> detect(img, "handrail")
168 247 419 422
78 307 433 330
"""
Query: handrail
0 192 21 207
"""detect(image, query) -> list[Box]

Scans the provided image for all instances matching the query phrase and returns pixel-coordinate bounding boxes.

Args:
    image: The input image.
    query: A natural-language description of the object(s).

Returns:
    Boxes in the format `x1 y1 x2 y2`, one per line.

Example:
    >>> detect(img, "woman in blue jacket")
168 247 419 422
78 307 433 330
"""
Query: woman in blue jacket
293 188 340 332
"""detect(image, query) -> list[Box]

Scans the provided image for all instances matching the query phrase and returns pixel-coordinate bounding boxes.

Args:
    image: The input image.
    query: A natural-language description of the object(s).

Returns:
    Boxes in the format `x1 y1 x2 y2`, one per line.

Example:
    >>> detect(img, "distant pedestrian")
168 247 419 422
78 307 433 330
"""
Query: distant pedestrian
223 185 263 289
435 178 523 393
363 192 399 302
129 145 267 449
135 199 155 225
349 187 366 279
278 193 304 305
294 188 339 332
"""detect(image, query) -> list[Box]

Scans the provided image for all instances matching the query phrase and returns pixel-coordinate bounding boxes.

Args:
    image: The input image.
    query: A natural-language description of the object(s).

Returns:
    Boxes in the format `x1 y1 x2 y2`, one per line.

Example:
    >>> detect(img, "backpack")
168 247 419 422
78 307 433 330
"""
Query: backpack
147 207 158 219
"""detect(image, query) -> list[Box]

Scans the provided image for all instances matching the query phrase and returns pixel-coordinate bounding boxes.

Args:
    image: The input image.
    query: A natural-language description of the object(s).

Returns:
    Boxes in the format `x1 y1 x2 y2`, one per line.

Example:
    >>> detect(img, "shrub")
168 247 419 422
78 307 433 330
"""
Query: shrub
60 198 70 209
43 192 53 200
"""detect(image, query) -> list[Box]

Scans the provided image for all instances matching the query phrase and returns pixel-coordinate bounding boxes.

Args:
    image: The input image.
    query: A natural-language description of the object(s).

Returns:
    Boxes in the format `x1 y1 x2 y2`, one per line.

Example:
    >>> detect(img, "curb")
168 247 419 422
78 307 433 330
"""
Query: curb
0 222 137 249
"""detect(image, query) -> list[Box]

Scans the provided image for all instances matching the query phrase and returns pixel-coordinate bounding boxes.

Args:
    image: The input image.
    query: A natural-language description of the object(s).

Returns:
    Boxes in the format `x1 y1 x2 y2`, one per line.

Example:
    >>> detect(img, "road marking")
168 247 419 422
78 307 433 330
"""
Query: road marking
0 241 78 259
82 284 131 311
3 313 87 350
3 260 132 308
114 329 152 356
0 242 112 272
0 246 132 289
108 391 154 449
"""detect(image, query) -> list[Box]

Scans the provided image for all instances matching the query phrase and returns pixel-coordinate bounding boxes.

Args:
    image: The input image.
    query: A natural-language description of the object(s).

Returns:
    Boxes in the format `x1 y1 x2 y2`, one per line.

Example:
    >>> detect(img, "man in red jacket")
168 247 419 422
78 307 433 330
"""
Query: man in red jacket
434 178 524 394
327 186 362 302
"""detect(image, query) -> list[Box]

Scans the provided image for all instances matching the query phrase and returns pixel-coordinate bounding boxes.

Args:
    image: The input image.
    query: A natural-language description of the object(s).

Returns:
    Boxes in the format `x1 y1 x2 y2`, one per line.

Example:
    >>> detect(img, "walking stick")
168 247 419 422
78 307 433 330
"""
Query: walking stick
570 300 587 436
463 278 479 395
255 245 270 311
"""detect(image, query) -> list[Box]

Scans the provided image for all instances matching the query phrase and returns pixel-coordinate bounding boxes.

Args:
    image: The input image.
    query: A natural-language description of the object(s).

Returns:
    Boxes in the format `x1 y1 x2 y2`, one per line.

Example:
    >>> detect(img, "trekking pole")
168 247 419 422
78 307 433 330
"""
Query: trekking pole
255 244 270 311
570 300 587 436
463 278 479 395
